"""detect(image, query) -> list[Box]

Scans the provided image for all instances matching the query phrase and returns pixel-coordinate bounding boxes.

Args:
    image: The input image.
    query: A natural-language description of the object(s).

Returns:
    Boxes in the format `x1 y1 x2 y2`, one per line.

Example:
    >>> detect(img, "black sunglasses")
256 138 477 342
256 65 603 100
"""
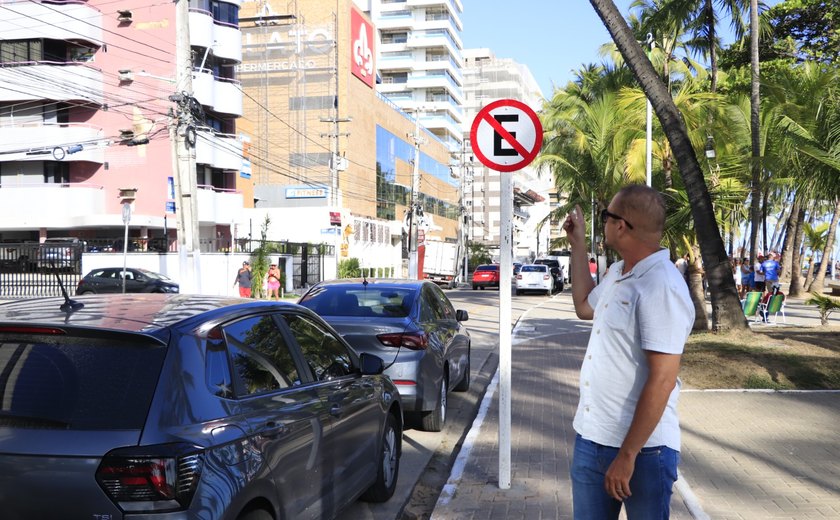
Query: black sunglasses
600 208 634 230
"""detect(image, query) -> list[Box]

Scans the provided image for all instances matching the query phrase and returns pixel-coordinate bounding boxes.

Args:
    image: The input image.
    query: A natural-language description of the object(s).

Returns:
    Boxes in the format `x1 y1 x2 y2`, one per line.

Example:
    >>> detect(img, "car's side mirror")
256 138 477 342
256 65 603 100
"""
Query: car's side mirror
456 309 469 322
359 352 385 375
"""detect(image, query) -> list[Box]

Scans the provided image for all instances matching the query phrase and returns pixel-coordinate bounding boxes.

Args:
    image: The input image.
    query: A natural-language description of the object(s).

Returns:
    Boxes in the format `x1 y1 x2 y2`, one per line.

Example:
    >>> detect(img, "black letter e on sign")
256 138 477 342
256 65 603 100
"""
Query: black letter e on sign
493 114 519 156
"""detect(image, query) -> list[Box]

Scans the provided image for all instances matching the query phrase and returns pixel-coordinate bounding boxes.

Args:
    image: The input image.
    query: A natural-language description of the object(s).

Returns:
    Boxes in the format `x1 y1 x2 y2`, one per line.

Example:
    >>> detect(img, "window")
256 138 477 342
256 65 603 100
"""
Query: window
0 336 166 430
0 40 42 63
206 339 234 398
421 285 446 321
282 314 354 381
223 315 300 396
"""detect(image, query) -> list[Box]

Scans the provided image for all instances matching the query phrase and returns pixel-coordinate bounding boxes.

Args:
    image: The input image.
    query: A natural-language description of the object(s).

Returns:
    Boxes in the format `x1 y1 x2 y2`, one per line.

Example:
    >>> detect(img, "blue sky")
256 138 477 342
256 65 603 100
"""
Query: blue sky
460 0 779 98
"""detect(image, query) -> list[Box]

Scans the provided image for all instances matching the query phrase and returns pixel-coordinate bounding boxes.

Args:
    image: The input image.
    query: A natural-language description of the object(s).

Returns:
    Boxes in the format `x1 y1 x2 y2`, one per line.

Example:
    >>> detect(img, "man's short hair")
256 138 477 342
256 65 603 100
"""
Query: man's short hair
615 184 665 234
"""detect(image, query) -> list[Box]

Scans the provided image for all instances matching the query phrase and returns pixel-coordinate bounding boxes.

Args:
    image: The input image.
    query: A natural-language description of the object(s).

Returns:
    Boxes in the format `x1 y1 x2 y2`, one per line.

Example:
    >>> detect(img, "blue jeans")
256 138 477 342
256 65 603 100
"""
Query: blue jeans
571 434 679 520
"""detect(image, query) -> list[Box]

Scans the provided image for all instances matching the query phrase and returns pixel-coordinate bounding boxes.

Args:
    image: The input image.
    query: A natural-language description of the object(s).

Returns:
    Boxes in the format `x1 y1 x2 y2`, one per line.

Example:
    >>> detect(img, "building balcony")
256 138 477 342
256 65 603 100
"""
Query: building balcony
407 32 461 58
376 10 414 30
0 2 101 45
189 9 242 62
196 186 244 225
192 70 243 116
378 51 416 71
0 64 104 104
0 123 106 164
413 19 463 47
419 113 462 140
0 183 106 229
195 129 243 171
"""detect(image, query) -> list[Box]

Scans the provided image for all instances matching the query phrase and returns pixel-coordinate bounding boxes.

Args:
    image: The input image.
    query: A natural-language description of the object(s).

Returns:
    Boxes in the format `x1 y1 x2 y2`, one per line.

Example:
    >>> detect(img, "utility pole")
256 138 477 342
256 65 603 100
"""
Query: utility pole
319 13 351 277
172 0 201 293
407 111 426 280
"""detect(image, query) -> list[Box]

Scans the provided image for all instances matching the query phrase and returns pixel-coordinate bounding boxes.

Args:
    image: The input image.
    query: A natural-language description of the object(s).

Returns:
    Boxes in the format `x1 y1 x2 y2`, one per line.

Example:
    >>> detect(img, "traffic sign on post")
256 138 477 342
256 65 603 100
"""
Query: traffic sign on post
470 99 542 172
470 99 542 491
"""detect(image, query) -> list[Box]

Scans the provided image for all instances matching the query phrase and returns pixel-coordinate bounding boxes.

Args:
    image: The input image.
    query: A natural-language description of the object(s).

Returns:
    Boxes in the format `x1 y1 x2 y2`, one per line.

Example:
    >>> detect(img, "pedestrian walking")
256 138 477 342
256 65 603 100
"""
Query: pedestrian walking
266 263 282 300
562 185 694 520
232 261 252 298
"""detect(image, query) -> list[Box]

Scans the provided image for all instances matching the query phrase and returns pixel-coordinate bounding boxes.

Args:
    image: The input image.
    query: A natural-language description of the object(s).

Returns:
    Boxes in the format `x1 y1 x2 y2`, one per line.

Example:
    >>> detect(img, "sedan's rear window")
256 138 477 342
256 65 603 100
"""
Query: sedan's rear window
521 265 547 273
299 287 416 318
0 335 165 430
476 265 499 272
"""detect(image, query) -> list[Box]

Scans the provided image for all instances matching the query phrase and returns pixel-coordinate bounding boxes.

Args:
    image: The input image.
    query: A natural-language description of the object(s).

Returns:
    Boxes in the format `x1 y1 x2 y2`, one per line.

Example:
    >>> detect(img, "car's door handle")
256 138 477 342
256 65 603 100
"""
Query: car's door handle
261 421 289 438
330 404 342 417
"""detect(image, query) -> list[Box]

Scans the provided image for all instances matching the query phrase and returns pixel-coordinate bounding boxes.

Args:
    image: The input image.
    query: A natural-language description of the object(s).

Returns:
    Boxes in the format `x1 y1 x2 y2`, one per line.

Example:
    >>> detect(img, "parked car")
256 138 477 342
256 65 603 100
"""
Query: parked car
472 264 500 290
515 264 555 296
76 267 180 294
513 262 523 276
298 279 470 432
0 294 402 519
36 237 84 271
534 258 566 290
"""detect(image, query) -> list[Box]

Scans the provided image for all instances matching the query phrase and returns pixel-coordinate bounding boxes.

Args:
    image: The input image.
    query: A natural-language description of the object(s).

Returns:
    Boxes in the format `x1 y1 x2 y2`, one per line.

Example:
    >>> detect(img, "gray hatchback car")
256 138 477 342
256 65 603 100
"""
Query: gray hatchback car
0 294 402 520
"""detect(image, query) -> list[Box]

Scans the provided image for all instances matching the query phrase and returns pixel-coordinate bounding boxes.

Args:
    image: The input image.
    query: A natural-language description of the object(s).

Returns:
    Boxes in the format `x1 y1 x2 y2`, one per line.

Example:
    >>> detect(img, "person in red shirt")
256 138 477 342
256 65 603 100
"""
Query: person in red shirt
589 258 598 282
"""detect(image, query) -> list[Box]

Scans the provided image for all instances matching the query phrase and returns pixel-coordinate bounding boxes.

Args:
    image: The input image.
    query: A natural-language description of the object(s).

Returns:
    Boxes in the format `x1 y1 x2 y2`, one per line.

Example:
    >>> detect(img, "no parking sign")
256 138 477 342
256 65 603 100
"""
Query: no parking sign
470 98 543 491
470 99 542 172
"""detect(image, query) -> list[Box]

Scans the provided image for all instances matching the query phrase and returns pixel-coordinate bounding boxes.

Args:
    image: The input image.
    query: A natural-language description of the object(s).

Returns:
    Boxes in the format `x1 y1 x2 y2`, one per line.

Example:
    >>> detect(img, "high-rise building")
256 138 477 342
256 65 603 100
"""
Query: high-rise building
361 0 464 153
460 48 549 260
0 0 246 249
237 0 460 278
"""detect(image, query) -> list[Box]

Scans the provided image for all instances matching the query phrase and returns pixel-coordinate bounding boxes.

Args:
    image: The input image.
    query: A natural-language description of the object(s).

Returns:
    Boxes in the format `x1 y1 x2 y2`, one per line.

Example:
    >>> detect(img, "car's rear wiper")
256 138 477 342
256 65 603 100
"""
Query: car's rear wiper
0 412 70 429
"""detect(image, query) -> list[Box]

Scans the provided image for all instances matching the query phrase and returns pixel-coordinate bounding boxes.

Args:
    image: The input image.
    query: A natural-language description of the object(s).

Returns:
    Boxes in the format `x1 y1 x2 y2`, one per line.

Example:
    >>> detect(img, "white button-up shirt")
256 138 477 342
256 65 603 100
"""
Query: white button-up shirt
573 248 694 451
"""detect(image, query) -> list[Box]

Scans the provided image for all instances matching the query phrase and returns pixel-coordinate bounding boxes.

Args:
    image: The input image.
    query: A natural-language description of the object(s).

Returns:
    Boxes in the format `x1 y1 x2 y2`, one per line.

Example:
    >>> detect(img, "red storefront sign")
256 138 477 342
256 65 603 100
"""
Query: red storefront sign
350 6 375 88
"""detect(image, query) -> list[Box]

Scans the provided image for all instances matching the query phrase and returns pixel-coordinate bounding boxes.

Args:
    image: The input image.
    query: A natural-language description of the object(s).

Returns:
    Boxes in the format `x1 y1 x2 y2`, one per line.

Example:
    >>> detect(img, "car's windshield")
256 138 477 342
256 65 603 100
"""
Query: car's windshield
299 286 417 318
137 268 169 280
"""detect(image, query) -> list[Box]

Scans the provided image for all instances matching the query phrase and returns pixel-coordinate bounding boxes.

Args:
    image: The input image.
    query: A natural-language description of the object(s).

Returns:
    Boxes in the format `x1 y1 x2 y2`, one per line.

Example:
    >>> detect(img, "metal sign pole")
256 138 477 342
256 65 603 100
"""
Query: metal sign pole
122 202 131 293
499 169 513 489
469 98 542 492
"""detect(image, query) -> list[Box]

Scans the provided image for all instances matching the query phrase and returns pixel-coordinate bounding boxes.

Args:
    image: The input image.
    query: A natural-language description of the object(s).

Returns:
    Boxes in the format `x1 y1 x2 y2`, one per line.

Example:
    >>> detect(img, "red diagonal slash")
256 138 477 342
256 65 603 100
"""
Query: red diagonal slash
480 111 532 160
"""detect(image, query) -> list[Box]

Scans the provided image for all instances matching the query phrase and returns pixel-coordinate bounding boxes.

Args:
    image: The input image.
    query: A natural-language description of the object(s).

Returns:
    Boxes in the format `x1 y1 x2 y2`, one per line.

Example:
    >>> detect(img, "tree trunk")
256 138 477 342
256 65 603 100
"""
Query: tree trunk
788 205 807 298
688 244 710 331
589 0 748 331
779 193 801 283
706 0 718 94
748 0 762 268
810 199 840 293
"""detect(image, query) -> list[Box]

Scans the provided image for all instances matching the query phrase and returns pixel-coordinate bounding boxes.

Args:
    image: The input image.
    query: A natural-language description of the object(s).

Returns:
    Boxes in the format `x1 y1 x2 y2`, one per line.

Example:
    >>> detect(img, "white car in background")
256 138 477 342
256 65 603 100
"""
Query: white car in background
515 264 554 296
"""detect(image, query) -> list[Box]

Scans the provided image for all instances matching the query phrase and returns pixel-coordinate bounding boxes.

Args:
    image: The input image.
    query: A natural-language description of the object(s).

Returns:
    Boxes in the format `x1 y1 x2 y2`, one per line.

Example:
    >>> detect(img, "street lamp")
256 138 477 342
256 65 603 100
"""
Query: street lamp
645 33 655 187
705 135 716 159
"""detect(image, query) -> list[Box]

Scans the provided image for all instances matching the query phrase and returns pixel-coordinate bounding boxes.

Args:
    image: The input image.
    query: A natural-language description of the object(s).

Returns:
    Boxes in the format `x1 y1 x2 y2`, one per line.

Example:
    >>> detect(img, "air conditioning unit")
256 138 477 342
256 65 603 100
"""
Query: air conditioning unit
119 129 135 140
118 69 133 82
117 10 132 23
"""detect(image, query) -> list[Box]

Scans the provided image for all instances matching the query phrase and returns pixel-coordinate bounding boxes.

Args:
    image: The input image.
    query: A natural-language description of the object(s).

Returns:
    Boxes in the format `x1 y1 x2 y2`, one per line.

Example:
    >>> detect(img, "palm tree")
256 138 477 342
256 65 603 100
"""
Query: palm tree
588 0 748 331
801 221 829 291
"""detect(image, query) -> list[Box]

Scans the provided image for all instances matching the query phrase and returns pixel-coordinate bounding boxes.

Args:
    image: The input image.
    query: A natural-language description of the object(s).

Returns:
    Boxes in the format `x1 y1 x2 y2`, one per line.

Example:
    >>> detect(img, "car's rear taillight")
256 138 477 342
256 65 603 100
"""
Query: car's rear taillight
96 445 203 513
516 274 522 279
377 332 428 350
544 274 550 280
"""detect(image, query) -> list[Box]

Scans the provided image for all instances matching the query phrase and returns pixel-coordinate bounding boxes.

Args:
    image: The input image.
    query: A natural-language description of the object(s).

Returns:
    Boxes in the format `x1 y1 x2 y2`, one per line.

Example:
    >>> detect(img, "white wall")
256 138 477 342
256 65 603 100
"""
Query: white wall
82 252 296 296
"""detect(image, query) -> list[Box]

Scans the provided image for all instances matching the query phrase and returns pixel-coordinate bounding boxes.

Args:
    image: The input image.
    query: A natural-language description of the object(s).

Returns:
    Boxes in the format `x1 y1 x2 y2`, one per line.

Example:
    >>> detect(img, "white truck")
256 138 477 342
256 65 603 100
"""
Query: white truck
423 240 460 288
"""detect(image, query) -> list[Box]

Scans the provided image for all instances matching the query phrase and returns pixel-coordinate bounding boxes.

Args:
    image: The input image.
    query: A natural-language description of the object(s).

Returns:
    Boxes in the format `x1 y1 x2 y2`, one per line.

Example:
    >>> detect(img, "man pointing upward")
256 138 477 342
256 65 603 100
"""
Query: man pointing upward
562 185 694 519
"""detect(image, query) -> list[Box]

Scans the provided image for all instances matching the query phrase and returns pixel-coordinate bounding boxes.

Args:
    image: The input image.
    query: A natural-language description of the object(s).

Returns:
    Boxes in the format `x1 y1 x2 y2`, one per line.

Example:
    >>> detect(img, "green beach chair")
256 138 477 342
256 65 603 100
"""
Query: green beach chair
761 293 786 324
741 291 762 322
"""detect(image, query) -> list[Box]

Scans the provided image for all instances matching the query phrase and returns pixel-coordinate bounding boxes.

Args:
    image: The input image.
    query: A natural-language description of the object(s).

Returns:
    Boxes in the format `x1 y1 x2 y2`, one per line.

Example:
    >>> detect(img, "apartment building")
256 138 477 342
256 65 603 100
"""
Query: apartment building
0 0 245 249
460 48 550 260
358 0 464 153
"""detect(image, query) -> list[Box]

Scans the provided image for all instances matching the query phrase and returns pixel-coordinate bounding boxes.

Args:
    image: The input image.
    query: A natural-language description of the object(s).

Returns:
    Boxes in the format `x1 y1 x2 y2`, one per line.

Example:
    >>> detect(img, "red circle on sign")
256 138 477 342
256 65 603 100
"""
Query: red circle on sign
470 99 543 172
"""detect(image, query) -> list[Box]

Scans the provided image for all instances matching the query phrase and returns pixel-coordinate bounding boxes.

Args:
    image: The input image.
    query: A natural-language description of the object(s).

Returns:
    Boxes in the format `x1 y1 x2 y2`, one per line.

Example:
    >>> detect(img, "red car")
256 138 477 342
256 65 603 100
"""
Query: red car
472 264 500 290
